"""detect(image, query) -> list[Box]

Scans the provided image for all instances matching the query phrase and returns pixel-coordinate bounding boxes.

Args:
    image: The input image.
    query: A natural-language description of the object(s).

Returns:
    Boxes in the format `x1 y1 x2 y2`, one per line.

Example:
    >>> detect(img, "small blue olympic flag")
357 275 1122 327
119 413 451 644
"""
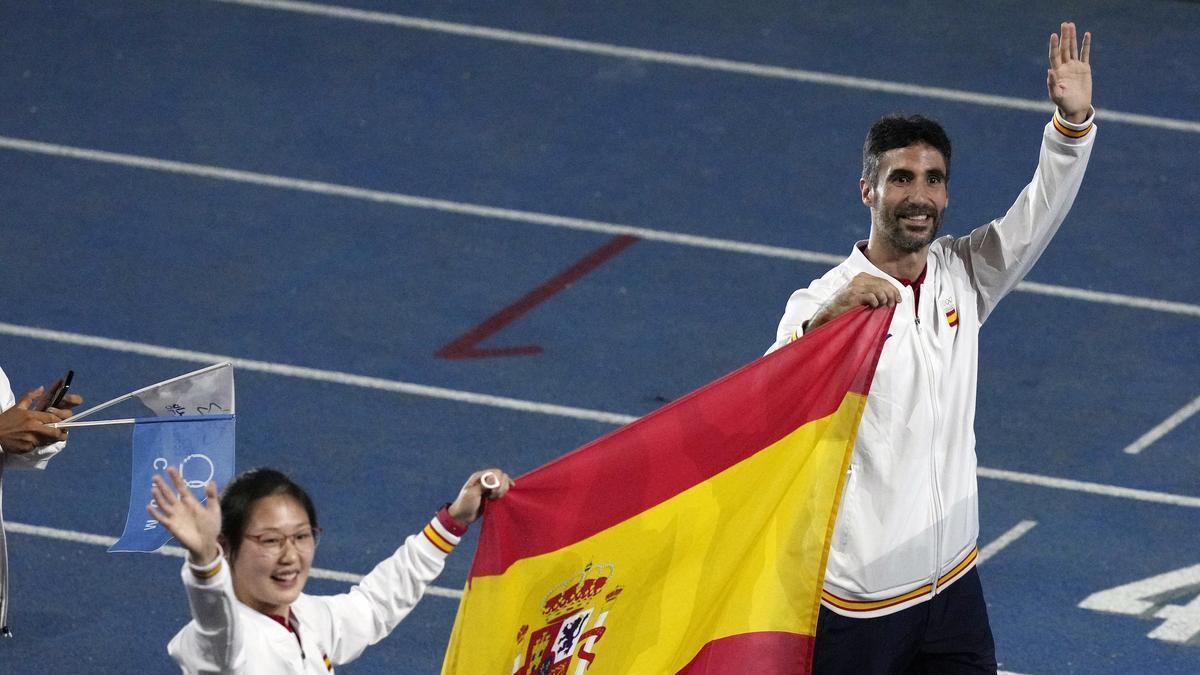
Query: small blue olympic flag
53 363 237 552
111 415 235 552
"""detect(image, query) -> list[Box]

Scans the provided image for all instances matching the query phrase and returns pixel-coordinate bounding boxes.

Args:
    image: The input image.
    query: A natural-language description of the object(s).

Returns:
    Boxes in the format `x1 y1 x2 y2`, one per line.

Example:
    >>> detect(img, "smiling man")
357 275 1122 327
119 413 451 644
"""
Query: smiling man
767 23 1096 674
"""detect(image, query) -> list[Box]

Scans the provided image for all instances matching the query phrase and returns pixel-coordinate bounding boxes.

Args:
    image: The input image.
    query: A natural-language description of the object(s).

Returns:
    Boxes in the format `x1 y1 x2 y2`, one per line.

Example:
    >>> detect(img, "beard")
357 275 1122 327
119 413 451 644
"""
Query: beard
876 201 944 254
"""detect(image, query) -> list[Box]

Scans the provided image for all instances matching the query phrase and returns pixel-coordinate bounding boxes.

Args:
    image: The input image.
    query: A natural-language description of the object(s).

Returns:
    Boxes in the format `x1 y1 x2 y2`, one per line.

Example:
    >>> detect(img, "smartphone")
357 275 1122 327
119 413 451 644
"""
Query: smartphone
36 370 74 411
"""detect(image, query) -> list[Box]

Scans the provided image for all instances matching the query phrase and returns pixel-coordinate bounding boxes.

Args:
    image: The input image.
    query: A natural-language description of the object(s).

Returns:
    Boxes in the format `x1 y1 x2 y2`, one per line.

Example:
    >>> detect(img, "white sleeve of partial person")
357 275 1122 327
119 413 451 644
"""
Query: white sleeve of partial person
0 440 66 470
168 556 247 675
956 109 1096 322
319 517 455 666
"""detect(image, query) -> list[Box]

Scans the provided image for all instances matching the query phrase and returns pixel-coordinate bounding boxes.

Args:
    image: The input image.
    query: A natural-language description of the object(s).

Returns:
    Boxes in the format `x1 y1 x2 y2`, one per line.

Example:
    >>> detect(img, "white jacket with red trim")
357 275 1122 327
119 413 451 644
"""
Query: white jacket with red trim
768 111 1095 618
167 512 464 674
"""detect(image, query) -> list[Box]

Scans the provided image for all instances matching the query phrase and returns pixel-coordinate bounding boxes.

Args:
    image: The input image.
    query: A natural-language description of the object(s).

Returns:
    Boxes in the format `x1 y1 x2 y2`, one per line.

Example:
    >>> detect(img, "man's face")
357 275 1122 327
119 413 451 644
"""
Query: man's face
861 143 949 254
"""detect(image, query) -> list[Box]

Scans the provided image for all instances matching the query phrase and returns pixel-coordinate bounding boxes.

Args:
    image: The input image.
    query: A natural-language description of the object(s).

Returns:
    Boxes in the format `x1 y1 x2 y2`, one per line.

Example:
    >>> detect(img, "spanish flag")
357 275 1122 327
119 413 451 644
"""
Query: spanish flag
443 307 891 674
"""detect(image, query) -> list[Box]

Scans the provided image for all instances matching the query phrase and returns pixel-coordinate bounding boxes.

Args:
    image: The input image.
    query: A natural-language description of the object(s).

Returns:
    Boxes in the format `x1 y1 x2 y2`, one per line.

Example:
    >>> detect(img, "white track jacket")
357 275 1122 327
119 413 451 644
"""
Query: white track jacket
769 111 1095 618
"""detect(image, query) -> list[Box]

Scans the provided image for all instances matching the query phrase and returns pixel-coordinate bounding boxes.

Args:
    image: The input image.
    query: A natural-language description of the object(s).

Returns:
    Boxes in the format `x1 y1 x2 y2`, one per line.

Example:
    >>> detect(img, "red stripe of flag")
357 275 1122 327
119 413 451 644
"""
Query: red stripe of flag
677 631 814 674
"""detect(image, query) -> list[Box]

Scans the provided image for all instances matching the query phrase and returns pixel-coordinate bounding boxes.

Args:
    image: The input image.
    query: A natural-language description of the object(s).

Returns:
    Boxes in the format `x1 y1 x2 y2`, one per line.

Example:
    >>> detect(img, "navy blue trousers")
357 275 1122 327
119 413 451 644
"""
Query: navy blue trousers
812 568 997 675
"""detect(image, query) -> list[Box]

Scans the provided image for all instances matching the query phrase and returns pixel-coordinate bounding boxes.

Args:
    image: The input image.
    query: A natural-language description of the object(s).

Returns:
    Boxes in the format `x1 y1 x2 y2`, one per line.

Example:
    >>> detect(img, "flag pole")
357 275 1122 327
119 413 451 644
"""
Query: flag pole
56 362 231 425
50 418 138 429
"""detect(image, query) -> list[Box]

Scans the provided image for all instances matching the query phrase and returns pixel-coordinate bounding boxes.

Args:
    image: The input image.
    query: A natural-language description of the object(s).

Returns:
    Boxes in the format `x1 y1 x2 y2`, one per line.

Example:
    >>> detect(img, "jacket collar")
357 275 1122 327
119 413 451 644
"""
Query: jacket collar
845 240 938 291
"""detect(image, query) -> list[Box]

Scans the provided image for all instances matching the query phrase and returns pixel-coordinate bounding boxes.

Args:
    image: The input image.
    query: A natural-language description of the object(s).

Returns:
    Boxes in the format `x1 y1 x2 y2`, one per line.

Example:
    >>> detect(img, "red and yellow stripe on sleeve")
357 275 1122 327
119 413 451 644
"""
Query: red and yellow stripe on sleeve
443 307 891 675
1052 108 1094 138
421 515 461 555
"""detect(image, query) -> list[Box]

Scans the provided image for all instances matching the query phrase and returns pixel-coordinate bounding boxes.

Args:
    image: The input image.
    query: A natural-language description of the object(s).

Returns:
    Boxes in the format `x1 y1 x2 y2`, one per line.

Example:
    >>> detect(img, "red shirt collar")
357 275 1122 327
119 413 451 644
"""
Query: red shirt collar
897 266 927 287
898 267 927 311
267 610 297 634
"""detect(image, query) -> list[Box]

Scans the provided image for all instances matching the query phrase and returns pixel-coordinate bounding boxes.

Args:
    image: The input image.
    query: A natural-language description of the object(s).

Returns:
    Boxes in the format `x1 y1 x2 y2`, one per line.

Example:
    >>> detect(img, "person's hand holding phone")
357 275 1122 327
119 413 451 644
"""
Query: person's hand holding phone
0 371 83 454
35 373 67 411
0 386 68 454
34 370 82 417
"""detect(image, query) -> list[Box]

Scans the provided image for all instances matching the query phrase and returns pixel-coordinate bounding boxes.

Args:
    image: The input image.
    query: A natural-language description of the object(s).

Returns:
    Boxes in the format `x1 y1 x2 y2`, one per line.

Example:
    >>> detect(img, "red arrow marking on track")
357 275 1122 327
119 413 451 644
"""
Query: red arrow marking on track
436 234 640 359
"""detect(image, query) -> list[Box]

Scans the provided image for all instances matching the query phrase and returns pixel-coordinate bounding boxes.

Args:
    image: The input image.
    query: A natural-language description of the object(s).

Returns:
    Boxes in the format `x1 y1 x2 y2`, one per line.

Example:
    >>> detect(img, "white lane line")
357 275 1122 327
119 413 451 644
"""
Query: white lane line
3 135 1197 318
209 0 1200 135
1123 394 1200 455
976 467 1200 509
3 521 464 599
0 135 841 266
3 319 1200 509
1015 281 1200 318
0 320 637 427
978 520 1038 564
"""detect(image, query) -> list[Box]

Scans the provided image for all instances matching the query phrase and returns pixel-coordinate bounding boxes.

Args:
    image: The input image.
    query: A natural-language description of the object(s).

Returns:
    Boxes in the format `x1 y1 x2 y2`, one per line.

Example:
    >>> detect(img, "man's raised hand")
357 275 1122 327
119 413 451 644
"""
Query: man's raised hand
1048 22 1092 123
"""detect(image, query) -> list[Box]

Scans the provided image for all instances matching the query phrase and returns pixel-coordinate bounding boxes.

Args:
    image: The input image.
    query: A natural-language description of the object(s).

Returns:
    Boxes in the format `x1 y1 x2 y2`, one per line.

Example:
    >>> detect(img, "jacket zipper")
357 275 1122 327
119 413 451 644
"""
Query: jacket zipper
913 291 946 596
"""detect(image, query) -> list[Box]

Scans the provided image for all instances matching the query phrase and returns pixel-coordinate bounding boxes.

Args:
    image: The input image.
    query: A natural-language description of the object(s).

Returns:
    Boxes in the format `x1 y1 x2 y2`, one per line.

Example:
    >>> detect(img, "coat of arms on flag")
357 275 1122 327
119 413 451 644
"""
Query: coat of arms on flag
443 307 892 675
511 562 623 674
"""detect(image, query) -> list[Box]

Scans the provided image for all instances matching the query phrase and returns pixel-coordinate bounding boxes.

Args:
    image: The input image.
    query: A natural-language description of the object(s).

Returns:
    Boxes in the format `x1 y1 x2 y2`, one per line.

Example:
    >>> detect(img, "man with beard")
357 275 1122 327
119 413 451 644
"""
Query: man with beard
766 23 1095 673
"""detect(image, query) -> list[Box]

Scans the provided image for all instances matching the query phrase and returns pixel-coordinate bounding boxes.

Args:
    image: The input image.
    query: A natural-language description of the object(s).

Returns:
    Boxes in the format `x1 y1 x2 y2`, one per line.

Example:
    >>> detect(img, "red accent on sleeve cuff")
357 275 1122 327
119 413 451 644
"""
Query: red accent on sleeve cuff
437 505 469 536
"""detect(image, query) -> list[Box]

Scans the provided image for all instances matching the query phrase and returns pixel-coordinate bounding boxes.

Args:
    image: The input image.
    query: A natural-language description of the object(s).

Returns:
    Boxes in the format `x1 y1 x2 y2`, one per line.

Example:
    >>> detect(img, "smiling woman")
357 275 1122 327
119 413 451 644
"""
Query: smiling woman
148 464 513 674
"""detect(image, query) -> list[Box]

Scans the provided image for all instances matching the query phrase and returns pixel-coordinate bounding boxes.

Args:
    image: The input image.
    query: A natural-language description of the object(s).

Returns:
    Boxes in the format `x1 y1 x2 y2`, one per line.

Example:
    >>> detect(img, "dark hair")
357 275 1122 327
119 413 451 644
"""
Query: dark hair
219 468 318 559
862 114 952 186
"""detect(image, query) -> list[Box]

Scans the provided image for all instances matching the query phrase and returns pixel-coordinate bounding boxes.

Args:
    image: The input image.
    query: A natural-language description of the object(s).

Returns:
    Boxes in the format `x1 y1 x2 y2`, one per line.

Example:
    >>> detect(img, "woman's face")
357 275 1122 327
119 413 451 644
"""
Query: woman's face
229 494 315 617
